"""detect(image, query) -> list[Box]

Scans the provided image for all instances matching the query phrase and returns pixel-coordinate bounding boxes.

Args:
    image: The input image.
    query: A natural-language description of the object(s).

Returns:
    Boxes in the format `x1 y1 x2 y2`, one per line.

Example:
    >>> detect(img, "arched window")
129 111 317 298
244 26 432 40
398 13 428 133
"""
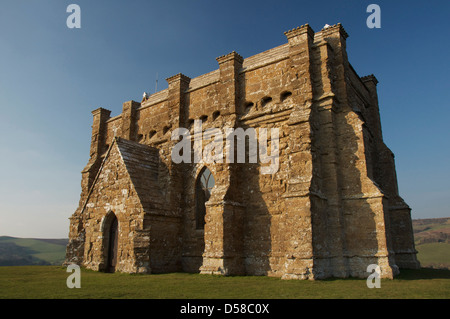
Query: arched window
195 167 215 230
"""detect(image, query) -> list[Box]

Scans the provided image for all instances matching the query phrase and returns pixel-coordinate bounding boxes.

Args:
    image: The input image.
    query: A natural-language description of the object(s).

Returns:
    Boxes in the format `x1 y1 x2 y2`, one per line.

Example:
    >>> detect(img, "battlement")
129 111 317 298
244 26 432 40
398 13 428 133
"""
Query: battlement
91 22 385 163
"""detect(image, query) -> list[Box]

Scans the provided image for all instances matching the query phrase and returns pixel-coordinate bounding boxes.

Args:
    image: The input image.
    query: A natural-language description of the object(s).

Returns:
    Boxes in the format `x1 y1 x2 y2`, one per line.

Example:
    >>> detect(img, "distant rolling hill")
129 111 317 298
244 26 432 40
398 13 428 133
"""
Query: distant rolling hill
0 236 68 266
412 217 450 269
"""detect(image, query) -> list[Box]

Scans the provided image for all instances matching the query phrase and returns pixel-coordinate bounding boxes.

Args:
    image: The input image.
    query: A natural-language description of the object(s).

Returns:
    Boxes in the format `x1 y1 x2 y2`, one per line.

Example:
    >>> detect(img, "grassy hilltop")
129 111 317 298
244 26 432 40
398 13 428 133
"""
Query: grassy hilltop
0 219 450 299
0 266 449 299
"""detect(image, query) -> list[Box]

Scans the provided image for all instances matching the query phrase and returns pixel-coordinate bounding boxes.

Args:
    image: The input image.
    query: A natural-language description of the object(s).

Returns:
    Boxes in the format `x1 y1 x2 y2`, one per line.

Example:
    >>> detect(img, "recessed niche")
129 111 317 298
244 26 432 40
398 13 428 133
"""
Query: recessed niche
244 101 254 113
261 96 272 107
280 91 292 102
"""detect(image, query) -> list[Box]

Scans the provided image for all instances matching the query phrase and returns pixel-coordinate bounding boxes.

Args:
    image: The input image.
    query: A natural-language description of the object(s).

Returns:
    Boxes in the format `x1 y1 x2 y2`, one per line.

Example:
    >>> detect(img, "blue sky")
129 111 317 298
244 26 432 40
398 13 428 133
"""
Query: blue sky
0 0 449 238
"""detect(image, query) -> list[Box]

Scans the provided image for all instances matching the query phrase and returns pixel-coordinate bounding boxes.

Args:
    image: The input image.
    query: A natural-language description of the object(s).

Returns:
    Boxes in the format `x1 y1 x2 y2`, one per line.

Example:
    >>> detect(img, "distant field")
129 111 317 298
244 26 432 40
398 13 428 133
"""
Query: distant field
0 266 449 299
413 217 450 269
413 217 450 245
0 236 67 266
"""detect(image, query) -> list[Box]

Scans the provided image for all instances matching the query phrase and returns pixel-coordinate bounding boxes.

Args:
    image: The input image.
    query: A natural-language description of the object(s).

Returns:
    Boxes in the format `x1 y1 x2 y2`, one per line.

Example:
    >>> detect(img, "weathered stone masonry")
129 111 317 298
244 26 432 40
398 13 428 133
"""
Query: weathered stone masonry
65 23 420 279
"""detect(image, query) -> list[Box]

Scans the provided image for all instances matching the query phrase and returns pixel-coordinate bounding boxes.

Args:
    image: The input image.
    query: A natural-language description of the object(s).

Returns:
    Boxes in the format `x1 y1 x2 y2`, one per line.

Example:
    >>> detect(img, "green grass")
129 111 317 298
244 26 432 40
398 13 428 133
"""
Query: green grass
416 243 450 267
0 266 449 299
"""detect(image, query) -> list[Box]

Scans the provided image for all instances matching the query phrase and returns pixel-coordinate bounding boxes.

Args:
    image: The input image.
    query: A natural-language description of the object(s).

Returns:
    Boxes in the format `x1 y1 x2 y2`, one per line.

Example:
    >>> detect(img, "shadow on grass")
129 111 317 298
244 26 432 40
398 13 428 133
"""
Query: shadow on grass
257 268 450 282
396 268 450 280
76 266 450 281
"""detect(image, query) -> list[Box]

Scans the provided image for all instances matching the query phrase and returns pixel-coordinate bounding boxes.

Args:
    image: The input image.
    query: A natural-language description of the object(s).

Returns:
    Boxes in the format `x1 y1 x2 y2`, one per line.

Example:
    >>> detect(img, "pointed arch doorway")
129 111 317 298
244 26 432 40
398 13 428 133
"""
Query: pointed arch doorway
105 213 119 273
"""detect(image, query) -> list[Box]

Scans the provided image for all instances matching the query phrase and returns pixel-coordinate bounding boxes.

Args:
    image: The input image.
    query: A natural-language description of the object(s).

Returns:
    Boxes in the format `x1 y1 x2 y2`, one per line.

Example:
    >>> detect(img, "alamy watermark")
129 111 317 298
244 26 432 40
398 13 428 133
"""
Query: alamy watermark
366 4 381 29
66 4 81 29
65 4 380 30
171 120 279 174
66 264 81 288
366 264 381 288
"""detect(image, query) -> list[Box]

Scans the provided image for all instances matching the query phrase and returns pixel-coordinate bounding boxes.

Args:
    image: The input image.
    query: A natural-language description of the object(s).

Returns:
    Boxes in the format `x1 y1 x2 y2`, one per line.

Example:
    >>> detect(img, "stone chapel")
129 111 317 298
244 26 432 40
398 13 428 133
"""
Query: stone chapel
65 23 420 279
